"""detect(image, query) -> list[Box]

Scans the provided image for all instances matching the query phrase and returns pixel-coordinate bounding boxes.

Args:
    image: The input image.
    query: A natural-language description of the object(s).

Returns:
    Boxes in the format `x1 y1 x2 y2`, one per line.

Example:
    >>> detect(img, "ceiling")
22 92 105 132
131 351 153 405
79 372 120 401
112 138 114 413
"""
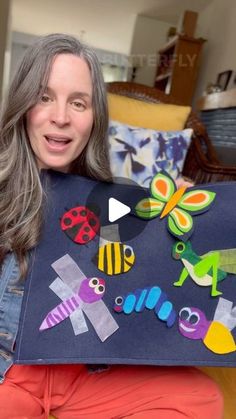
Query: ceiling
101 0 214 24
12 0 214 26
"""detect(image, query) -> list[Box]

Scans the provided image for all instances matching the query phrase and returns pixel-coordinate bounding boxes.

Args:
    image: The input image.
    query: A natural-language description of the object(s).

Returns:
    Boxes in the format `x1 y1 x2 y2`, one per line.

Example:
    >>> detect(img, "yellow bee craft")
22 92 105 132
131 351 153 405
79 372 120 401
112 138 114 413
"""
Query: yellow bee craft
135 171 216 241
93 224 135 276
93 242 135 276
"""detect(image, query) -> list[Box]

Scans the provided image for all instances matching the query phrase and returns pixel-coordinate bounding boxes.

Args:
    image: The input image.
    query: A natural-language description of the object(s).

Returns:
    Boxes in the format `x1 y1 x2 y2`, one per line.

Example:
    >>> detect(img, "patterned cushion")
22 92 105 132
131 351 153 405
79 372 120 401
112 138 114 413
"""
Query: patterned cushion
108 120 193 188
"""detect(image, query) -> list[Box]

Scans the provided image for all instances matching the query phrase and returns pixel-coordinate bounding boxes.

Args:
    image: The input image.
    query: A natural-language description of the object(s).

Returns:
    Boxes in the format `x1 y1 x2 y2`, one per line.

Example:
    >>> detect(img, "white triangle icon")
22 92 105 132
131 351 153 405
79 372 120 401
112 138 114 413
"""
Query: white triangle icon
108 198 131 222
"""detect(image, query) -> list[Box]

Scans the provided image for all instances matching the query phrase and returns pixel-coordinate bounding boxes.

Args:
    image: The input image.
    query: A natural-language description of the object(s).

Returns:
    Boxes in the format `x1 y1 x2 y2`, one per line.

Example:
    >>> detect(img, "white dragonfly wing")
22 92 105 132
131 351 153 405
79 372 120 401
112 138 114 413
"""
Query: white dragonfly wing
69 307 88 335
83 300 119 342
49 277 75 300
50 255 119 338
213 297 236 331
51 254 85 292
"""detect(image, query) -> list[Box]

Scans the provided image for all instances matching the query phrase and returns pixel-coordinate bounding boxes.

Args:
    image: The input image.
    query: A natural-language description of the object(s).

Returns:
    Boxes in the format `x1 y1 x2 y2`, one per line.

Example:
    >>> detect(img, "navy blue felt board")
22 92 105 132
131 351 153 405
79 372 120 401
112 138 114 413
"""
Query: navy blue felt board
14 170 236 366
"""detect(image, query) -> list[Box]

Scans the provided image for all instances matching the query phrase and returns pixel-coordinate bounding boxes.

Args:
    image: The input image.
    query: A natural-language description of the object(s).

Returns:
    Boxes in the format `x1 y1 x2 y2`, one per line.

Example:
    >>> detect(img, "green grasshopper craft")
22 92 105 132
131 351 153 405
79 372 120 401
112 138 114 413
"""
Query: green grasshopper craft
172 241 236 297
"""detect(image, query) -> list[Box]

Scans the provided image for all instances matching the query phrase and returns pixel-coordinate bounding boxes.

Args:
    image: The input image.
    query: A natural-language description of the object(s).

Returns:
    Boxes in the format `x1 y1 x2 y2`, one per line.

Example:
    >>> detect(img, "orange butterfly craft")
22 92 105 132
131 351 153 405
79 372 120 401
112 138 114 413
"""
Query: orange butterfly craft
135 171 216 241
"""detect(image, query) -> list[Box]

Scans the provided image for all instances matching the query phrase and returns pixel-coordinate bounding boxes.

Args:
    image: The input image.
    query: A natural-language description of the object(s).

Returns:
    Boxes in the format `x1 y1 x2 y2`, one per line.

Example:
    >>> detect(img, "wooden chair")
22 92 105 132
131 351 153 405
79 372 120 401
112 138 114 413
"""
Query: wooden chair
107 81 236 184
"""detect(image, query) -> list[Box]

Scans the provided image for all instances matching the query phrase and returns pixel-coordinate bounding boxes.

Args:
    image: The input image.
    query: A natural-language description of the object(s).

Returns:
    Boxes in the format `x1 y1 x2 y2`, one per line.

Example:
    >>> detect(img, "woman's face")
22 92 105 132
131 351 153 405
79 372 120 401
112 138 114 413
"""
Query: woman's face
26 53 94 172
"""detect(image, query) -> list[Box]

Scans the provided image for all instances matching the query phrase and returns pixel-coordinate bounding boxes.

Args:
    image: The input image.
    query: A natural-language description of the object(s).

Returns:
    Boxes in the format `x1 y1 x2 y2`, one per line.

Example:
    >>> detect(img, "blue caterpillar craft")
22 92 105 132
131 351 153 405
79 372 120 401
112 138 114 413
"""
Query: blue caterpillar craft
114 286 176 327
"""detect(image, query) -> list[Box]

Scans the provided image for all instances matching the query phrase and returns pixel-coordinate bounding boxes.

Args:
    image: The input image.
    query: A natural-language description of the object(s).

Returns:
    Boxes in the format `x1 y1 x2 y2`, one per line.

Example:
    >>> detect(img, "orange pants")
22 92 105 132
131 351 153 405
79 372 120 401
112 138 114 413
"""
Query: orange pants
0 364 223 419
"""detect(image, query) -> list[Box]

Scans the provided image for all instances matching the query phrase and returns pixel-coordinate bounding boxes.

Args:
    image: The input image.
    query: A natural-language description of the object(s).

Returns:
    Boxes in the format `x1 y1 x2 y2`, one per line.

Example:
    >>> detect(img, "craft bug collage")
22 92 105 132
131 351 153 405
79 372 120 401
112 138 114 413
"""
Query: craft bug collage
38 171 236 358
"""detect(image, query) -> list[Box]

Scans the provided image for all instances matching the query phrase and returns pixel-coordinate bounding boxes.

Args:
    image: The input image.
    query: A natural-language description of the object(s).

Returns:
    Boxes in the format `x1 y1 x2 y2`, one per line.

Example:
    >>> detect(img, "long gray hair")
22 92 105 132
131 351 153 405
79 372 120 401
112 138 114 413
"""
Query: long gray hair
0 33 111 277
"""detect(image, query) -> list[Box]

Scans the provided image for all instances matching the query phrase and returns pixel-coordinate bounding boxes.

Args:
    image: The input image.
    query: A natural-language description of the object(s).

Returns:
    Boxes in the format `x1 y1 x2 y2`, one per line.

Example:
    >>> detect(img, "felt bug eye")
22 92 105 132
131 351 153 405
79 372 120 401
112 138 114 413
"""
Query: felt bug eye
176 242 185 253
124 246 133 258
115 296 123 306
89 278 99 288
189 312 200 325
95 284 105 295
179 307 191 320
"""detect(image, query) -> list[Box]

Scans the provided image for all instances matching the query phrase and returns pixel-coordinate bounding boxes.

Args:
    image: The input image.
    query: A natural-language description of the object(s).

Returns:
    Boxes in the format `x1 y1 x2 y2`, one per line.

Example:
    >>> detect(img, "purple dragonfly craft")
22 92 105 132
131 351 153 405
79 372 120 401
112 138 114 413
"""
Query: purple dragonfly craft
39 254 119 342
40 277 105 330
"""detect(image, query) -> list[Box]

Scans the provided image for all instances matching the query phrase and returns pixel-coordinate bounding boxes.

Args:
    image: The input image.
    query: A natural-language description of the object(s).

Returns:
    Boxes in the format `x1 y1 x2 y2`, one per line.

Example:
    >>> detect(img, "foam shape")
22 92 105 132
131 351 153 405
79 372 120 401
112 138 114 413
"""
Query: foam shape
40 254 118 342
135 171 216 241
173 241 226 297
60 205 100 244
114 285 176 328
179 306 236 354
94 242 135 276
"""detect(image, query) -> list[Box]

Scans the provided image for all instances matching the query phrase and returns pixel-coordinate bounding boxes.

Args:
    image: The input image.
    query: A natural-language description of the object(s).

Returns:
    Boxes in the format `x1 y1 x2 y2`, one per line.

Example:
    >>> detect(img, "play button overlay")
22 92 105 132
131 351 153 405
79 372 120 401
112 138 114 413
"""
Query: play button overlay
86 176 149 242
108 198 131 222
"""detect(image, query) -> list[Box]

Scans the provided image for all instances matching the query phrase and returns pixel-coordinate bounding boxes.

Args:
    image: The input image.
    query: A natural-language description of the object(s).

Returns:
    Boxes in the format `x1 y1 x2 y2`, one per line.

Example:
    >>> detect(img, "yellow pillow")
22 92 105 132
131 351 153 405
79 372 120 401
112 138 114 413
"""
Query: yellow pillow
108 93 191 131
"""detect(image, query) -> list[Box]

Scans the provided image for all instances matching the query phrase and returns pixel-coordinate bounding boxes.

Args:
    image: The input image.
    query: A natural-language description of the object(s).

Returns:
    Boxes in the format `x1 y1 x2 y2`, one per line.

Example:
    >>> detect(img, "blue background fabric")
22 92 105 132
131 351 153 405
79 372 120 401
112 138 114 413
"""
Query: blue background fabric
14 170 236 367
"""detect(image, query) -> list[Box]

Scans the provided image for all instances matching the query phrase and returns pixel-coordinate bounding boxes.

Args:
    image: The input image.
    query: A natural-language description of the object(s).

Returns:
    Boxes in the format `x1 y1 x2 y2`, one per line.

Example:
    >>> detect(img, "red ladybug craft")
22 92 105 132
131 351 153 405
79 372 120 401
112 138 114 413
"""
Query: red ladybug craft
60 205 100 244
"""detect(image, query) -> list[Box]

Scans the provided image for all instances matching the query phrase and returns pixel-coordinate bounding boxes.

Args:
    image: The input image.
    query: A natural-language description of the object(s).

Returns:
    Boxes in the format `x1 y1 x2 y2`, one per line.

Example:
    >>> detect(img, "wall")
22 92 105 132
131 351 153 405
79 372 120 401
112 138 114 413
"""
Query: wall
11 0 233 95
10 31 129 83
11 0 137 55
0 0 12 101
10 1 170 86
194 0 236 103
130 15 169 86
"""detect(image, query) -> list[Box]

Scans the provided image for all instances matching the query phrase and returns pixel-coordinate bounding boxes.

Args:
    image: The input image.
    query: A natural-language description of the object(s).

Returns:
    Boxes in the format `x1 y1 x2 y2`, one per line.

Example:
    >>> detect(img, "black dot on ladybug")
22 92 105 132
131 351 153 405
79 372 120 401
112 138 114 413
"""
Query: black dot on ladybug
89 218 96 227
82 234 90 242
80 210 87 216
84 226 90 232
63 217 72 226
71 210 78 216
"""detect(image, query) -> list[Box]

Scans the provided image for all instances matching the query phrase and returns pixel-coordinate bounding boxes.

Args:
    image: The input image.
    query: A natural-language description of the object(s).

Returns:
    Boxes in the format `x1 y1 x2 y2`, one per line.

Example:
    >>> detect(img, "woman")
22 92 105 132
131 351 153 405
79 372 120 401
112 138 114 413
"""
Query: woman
0 33 223 418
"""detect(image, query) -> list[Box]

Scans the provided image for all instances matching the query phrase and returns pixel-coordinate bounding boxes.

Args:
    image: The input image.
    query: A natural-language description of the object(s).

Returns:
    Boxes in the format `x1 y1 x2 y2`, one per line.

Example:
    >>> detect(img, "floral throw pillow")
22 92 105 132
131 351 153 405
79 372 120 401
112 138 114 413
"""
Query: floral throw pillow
108 120 193 188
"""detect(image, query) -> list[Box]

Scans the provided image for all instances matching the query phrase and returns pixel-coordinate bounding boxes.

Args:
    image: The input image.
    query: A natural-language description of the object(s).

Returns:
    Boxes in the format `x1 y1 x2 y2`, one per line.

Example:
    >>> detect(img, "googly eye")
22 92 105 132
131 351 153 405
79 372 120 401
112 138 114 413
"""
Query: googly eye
176 242 185 253
179 307 191 321
115 296 123 306
124 246 133 258
95 284 105 295
189 312 200 325
89 278 99 288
